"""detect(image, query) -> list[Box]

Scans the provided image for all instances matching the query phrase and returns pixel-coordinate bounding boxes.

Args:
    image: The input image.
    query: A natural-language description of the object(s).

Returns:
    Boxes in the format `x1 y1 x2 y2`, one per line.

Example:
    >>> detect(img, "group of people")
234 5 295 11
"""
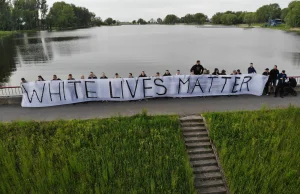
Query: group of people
20 60 291 98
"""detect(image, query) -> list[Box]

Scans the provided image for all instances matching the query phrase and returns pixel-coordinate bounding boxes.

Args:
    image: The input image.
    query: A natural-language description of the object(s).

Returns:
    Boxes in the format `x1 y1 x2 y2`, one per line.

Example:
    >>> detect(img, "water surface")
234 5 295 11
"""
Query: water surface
1 25 300 86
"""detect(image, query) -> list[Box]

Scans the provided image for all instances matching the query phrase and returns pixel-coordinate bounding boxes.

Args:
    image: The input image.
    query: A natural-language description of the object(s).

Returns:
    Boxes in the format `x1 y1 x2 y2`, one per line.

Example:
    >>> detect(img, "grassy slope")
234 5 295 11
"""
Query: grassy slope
205 107 300 194
0 113 195 194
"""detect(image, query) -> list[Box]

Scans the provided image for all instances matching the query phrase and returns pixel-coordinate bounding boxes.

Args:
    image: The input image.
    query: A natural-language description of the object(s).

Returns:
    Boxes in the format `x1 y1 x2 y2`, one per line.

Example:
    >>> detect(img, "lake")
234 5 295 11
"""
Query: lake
1 25 300 86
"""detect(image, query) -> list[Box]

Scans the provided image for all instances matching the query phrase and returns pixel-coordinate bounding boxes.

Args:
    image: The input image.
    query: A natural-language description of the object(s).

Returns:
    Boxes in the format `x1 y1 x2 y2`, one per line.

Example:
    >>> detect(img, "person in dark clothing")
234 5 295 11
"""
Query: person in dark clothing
88 72 97 79
190 60 204 75
52 75 61 81
248 63 257 74
269 65 279 92
21 78 27 83
231 70 237 75
139 71 147 77
262 68 270 95
67 74 75 80
128 73 134 78
163 70 172 76
100 72 108 79
237 69 242 74
275 70 287 98
220 70 226 75
212 68 220 75
37 75 45 81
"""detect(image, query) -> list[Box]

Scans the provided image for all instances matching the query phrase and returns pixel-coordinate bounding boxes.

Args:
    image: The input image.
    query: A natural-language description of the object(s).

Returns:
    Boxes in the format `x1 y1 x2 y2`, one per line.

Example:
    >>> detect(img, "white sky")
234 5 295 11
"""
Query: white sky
47 0 290 21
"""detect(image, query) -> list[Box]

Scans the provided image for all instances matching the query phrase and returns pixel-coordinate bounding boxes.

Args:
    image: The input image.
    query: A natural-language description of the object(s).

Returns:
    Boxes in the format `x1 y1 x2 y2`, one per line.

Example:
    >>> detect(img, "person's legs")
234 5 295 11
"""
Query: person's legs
274 84 279 97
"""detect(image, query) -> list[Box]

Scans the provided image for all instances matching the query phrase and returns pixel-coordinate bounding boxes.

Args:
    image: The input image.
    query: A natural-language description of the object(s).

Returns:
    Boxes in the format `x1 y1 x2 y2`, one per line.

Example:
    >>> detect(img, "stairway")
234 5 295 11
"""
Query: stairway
180 115 228 194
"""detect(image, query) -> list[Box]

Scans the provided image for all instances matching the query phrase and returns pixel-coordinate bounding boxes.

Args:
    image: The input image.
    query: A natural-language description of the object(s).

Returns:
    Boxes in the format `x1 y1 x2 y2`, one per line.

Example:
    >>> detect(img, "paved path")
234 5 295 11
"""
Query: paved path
1 95 299 122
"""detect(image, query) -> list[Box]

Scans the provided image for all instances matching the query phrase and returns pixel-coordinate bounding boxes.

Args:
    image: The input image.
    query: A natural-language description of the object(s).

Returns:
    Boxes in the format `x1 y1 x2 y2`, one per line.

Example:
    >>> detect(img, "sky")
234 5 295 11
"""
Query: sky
47 0 290 21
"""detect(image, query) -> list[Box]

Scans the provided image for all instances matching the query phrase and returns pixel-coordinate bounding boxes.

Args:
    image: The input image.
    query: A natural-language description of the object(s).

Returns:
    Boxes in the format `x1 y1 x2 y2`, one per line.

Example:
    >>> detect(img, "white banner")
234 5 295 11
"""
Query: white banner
21 75 268 107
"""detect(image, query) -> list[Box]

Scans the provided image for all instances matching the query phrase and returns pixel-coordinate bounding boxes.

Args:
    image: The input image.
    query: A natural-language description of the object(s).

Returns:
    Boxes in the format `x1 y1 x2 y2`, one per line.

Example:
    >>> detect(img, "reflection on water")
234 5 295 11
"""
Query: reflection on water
1 26 300 86
0 37 16 85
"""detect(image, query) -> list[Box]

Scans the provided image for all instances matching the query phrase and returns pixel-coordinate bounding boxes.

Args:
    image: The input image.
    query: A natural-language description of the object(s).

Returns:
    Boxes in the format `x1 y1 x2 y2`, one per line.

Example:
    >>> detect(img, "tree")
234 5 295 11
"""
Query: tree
243 12 256 26
280 8 289 22
285 1 300 27
0 0 13 30
163 14 179 24
137 18 147 24
157 18 162 24
48 2 76 29
183 14 195 24
194 13 207 24
40 0 48 29
149 18 155 23
132 20 136 24
13 0 40 30
221 14 237 25
211 12 223 24
91 17 102 26
105 17 113 25
256 3 281 23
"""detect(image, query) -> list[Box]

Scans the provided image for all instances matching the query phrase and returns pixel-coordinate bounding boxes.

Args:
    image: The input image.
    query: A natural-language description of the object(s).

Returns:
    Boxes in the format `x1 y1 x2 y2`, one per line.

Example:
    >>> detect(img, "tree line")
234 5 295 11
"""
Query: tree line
0 0 117 31
1 0 300 31
133 1 300 27
210 1 299 27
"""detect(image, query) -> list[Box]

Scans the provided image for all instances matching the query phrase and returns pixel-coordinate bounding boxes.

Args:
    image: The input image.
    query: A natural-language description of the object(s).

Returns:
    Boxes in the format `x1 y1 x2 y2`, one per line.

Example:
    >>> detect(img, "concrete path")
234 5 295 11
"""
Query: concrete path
0 95 299 122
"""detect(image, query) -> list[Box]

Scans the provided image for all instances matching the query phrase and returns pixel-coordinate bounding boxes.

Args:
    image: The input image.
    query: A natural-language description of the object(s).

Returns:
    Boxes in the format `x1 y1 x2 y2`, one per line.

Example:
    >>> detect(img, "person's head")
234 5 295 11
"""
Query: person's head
197 60 200 65
115 73 119 78
221 70 226 74
250 63 253 67
38 75 44 81
129 73 133 78
233 70 237 75
177 70 180 75
53 75 57 80
90 72 94 76
101 72 106 77
165 70 170 74
21 78 26 83
141 71 145 76
214 68 219 73
68 74 73 79
274 65 277 69
237 69 241 74
80 75 85 79
282 70 286 74
265 68 269 72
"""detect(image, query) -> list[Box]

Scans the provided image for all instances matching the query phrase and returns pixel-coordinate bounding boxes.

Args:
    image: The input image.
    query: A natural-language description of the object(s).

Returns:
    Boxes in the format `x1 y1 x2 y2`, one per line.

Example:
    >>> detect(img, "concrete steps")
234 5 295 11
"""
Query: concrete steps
180 115 228 194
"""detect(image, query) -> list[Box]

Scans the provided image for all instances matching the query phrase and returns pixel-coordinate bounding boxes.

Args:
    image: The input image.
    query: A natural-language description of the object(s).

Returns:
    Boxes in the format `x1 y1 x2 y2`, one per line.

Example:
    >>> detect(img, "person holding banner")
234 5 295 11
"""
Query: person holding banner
139 71 147 77
88 72 97 79
262 68 271 95
190 60 204 75
163 70 172 76
52 75 61 81
100 72 108 79
275 70 287 98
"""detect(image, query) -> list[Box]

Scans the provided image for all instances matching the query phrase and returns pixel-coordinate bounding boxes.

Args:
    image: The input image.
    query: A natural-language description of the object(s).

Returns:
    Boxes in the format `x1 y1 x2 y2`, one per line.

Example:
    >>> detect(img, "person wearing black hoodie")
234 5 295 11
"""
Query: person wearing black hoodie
190 60 204 75
139 71 147 77
163 70 172 76
269 65 279 91
212 68 220 75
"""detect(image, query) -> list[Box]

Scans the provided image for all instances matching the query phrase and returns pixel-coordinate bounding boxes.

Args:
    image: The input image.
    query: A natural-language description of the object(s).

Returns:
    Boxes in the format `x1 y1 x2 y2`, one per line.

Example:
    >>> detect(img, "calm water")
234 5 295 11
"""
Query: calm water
1 25 300 86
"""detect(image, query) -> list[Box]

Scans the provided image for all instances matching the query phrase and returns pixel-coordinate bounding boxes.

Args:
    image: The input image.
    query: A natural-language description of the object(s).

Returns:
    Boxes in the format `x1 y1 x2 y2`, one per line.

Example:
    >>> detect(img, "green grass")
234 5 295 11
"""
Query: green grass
204 107 300 194
0 113 195 194
0 31 15 39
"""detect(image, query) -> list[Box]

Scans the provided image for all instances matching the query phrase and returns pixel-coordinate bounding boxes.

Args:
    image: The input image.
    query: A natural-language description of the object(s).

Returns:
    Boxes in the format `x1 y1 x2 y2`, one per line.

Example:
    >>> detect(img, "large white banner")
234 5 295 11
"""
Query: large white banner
21 75 268 107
